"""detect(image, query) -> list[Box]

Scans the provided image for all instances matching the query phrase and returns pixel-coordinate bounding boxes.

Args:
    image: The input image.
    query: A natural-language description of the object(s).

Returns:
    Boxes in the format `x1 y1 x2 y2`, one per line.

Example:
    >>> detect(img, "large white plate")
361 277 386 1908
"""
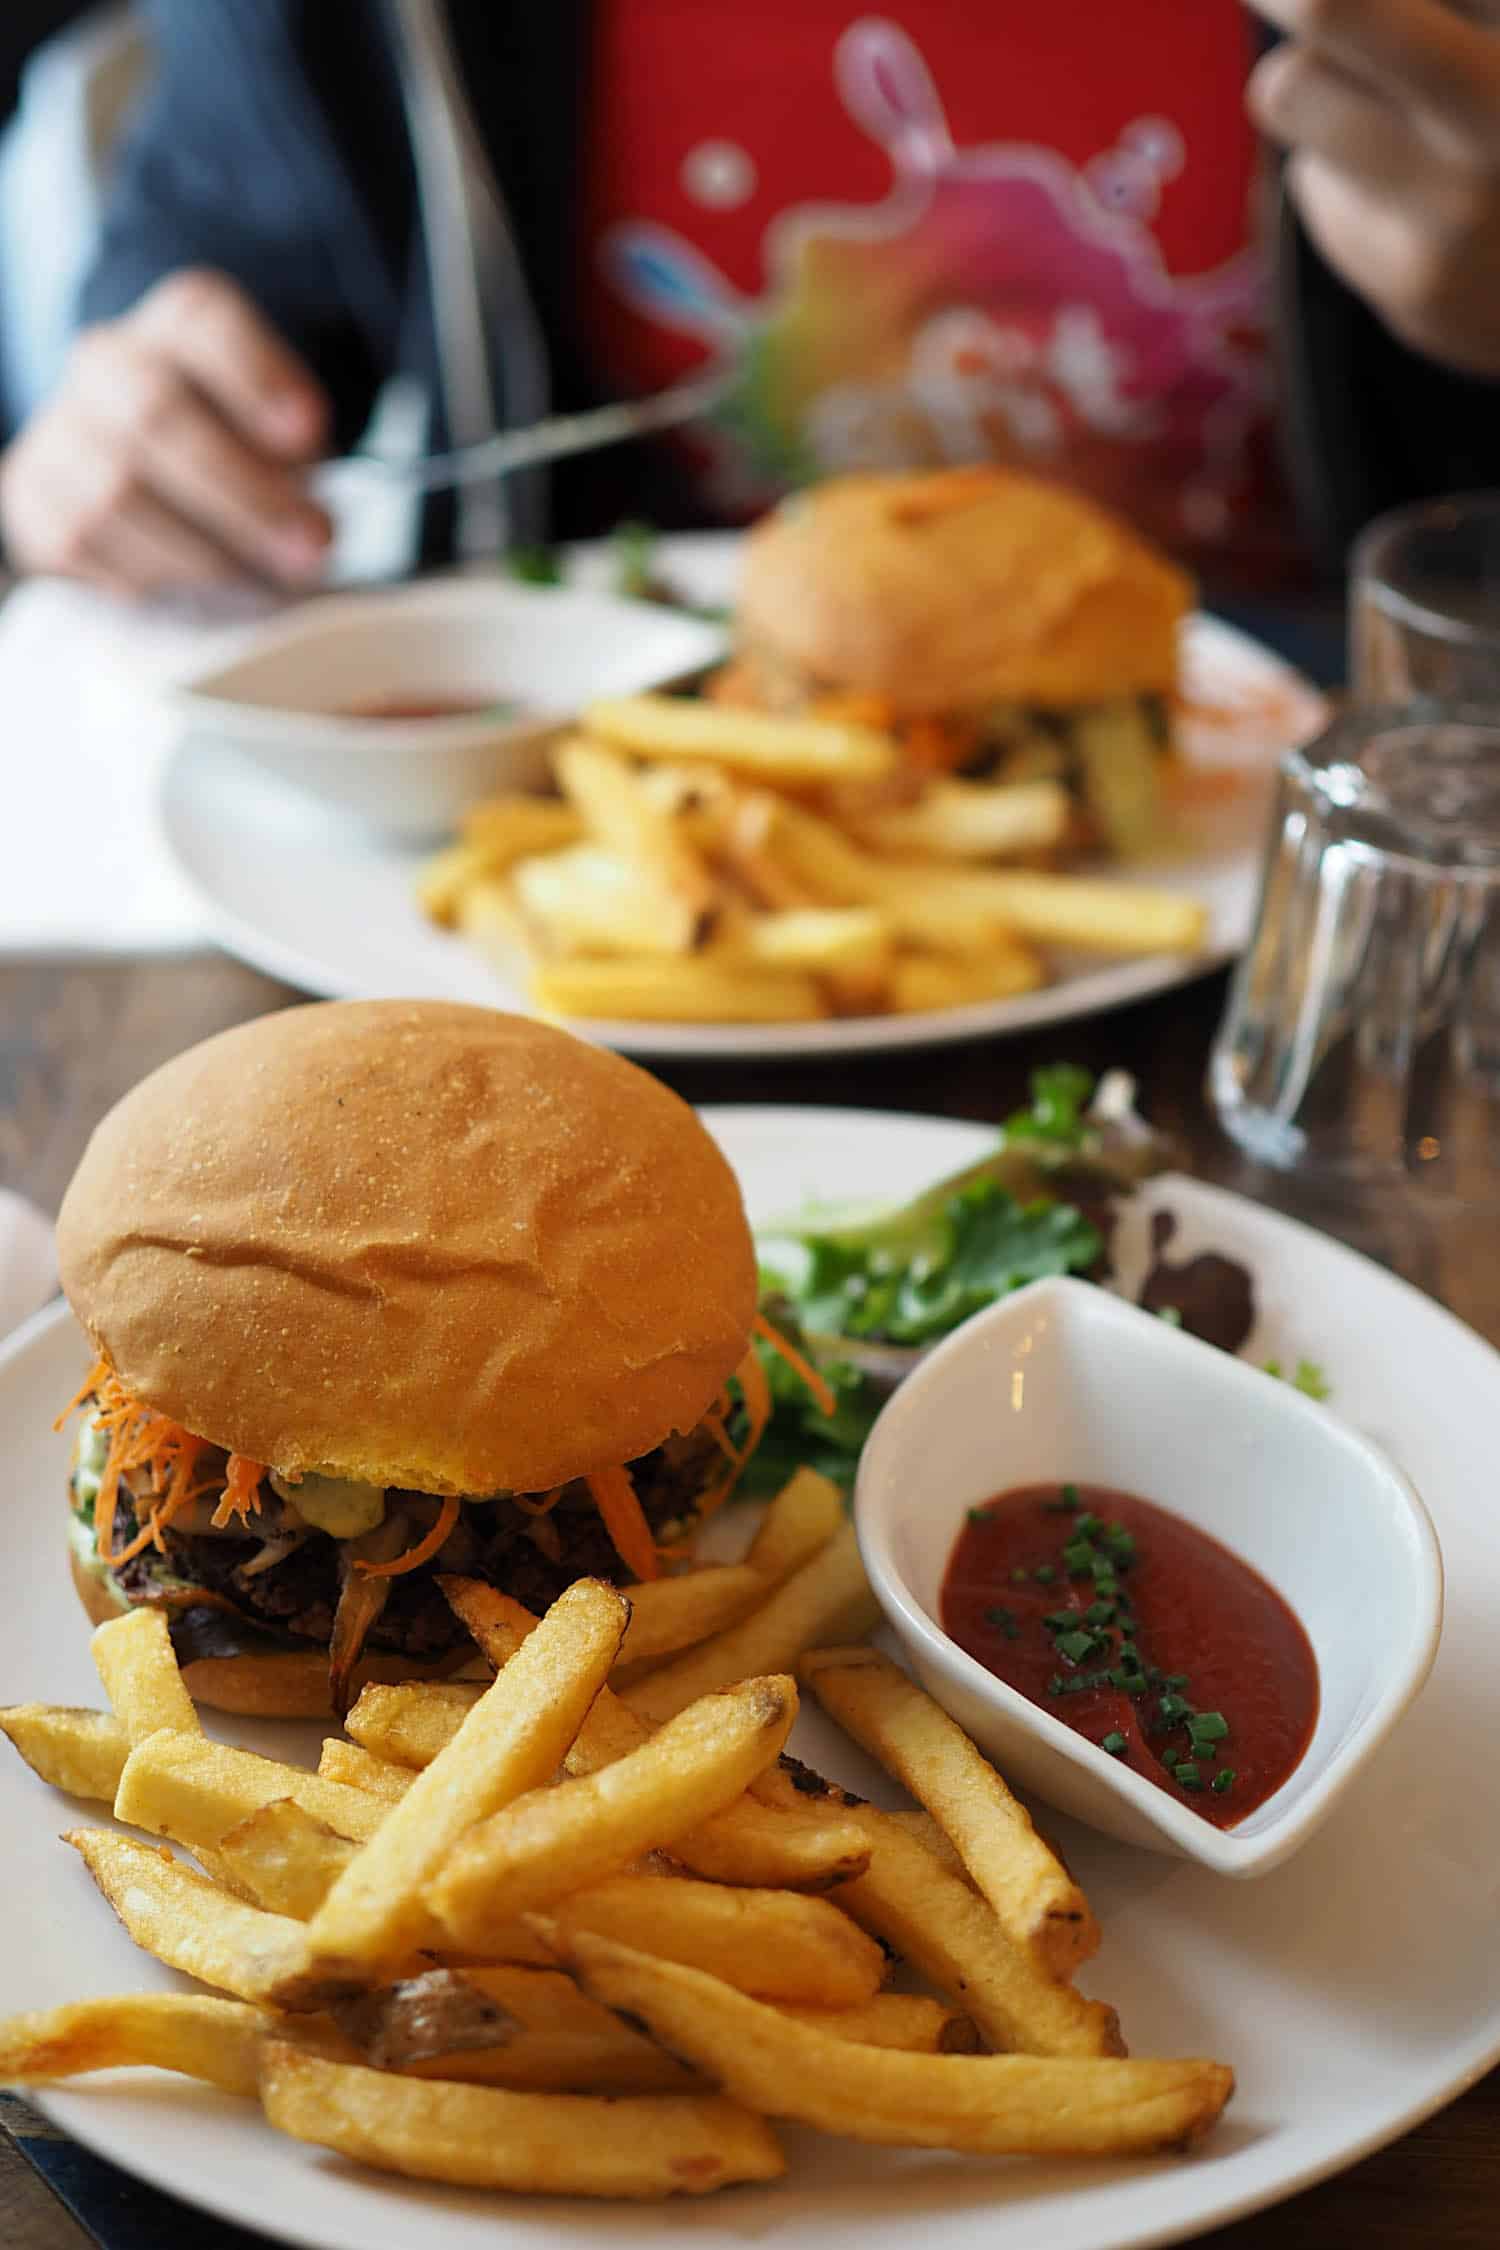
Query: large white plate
6 1105 1500 2250
156 534 1324 1057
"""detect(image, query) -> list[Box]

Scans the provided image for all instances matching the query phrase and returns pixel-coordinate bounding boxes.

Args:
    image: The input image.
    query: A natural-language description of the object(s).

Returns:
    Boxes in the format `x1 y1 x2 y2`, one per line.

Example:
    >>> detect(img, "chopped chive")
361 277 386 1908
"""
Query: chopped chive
1043 1609 1079 1631
1074 1511 1104 1539
1164 1673 1189 1689
1085 1600 1116 1626
1010 1567 1029 1584
1157 1693 1190 1725
1062 1539 1097 1576
1211 1769 1237 1795
966 1506 990 1525
1055 1629 1097 1666
1157 1304 1184 1327
1101 1731 1128 1758
1033 1564 1057 1584
984 1606 1021 1640
1188 1711 1229 1744
1045 1676 1064 1697
1175 1762 1203 1791
1092 1567 1118 1597
1061 1482 1081 1509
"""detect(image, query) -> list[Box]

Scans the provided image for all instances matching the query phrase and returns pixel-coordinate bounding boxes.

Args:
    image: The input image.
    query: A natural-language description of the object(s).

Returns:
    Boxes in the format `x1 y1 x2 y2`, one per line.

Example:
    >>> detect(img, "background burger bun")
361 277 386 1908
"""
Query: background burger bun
57 1000 757 1499
67 1551 485 1716
736 466 1194 716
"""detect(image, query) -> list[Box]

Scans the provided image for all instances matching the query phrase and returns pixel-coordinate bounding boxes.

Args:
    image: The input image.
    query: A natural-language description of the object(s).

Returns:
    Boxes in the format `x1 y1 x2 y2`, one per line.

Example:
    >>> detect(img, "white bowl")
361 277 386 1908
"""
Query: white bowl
854 1275 1443 1875
172 578 726 840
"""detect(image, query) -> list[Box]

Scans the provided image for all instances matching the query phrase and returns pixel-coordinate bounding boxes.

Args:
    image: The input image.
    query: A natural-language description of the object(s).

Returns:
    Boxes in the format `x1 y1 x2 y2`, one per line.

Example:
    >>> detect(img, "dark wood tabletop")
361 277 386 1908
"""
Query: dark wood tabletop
1 950 1495 2250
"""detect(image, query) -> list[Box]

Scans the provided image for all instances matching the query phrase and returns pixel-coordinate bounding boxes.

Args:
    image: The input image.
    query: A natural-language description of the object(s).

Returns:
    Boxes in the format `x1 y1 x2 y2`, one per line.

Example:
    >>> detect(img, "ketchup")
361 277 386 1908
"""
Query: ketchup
940 1483 1318 1828
340 698 504 721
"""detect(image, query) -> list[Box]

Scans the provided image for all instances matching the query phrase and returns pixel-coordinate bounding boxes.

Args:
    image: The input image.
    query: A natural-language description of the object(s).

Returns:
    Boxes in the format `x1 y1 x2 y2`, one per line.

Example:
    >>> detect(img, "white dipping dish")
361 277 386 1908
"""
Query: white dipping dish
855 1274 1443 1874
172 577 725 839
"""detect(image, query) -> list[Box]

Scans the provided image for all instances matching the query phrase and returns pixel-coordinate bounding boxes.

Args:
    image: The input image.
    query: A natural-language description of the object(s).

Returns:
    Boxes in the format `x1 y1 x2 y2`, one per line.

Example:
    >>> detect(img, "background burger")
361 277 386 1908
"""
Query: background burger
55 1000 765 1717
721 465 1194 859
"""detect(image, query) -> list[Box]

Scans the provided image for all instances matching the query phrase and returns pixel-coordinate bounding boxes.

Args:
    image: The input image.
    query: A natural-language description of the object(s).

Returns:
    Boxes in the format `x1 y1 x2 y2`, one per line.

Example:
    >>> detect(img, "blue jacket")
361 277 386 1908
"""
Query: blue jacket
78 0 1500 563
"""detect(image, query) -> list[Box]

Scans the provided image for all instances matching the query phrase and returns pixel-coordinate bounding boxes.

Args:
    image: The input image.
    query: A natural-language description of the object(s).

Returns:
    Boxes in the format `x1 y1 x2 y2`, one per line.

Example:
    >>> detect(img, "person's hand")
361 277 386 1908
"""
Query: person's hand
0 269 334 595
1247 0 1500 374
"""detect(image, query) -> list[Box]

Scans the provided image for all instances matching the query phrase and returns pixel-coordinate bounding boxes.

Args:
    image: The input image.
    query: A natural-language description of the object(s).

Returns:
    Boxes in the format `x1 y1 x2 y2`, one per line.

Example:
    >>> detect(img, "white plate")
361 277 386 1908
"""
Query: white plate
156 534 1324 1058
7 1104 1500 2250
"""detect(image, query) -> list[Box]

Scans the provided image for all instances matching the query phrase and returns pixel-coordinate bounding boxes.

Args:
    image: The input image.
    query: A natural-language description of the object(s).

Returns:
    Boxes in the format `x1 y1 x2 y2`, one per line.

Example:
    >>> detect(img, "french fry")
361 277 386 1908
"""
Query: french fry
0 1704 127 1800
332 1964 697 2094
436 1581 872 1892
560 1930 1232 2157
744 1466 844 1584
65 1830 315 2006
885 866 1207 955
554 737 716 946
345 1680 485 1769
427 1676 798 1946
886 942 1045 1014
112 1730 388 1851
458 793 581 863
531 956 826 1025
734 907 895 985
415 842 505 928
196 1800 358 1921
409 1966 699 2093
852 777 1070 861
258 2038 786 2197
622 1522 878 1725
512 844 696 960
0 1994 265 2096
615 1565 770 1672
777 1993 981 2054
90 1609 200 1746
800 1647 1099 1979
295 1579 627 1985
583 694 898 784
547 1871 887 2008
453 875 529 960
743 800 1025 949
836 1806 1122 2058
316 1739 414 1802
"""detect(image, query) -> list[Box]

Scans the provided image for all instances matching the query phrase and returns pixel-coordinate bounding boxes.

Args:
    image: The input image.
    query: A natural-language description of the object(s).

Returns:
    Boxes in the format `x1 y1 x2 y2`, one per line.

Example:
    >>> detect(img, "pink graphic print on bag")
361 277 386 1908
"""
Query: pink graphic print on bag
599 17 1271 551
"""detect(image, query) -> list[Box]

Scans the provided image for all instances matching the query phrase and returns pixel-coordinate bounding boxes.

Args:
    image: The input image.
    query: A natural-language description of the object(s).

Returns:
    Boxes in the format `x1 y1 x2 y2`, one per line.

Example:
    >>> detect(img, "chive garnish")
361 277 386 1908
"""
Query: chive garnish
1074 1511 1104 1539
1085 1600 1116 1626
1176 1763 1203 1791
1010 1567 1029 1584
1101 1732 1128 1758
1033 1565 1057 1584
1062 1538 1096 1576
1061 1482 1081 1509
1188 1712 1229 1745
1211 1769 1237 1795
1043 1610 1079 1631
966 1506 990 1525
1055 1629 1097 1666
1156 1693 1190 1725
984 1606 1021 1640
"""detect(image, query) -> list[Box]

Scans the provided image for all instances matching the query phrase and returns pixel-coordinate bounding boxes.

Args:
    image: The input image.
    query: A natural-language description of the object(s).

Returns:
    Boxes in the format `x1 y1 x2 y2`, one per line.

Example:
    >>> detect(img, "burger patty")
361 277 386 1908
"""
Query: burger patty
104 1427 722 1661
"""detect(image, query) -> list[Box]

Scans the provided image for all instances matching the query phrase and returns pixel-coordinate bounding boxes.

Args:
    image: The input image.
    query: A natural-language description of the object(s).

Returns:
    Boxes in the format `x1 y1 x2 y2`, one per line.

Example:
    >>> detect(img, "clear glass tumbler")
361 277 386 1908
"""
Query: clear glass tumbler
1351 492 1500 703
1209 707 1500 1200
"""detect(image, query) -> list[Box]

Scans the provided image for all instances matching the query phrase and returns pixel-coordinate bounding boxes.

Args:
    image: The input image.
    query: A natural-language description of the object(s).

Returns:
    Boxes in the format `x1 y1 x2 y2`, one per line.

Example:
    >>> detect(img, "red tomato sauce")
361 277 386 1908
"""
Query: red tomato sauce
940 1483 1319 1828
340 697 504 721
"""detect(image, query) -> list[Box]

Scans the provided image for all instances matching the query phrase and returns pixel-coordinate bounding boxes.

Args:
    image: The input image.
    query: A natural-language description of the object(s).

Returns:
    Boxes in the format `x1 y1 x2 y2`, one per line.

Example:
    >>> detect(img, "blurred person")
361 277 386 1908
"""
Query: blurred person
2 0 1500 599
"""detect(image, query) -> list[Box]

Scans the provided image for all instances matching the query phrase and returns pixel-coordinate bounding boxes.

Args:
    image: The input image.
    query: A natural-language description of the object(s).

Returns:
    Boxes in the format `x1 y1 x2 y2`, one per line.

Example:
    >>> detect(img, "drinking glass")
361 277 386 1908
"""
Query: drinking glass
1351 492 1500 704
1209 706 1500 1203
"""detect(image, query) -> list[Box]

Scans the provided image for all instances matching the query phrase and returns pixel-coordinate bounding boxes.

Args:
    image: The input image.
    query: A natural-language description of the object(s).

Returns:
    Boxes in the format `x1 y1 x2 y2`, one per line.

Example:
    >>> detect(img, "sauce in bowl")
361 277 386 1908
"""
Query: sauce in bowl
940 1482 1319 1827
338 697 510 721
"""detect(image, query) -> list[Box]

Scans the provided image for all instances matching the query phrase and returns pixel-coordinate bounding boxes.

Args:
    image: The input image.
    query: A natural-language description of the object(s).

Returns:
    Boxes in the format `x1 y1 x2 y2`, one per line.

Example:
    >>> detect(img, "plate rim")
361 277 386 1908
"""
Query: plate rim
16 1107 1500 2249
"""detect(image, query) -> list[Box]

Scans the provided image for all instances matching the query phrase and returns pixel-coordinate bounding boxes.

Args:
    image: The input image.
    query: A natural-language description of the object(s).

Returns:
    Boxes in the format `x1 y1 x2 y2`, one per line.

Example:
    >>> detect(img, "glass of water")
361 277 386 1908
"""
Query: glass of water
1351 492 1500 703
1209 705 1500 1202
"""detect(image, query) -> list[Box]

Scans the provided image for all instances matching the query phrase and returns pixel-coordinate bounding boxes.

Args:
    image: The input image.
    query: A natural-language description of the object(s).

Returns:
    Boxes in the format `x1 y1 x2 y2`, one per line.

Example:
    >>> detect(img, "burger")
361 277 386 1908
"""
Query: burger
55 1000 769 1717
722 465 1194 858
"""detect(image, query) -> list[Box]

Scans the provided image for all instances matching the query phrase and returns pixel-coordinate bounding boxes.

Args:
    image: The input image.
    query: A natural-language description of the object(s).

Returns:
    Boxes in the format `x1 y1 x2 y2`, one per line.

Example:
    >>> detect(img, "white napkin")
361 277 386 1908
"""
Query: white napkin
0 1188 56 1342
0 580 267 954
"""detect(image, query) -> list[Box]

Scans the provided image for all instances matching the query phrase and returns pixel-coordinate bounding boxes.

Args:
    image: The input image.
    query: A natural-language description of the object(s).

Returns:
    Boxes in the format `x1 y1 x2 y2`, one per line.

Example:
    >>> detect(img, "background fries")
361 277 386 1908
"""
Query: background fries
417 693 1208 1024
0 1994 265 2095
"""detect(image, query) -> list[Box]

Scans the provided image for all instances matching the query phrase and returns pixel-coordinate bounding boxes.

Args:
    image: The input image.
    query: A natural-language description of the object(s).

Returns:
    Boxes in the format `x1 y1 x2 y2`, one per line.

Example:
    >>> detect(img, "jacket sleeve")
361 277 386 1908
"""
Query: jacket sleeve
75 0 412 449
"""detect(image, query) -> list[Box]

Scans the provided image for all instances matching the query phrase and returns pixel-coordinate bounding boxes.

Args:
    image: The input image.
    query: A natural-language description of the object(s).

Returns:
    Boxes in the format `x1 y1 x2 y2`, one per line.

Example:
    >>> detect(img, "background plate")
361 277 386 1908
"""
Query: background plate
6 1106 1500 2250
157 534 1323 1057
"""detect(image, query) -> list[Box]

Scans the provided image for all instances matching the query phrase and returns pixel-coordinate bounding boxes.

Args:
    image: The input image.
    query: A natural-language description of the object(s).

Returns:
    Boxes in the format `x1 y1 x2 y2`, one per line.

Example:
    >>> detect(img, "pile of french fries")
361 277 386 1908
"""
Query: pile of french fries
0 1467 1232 2201
417 695 1209 1025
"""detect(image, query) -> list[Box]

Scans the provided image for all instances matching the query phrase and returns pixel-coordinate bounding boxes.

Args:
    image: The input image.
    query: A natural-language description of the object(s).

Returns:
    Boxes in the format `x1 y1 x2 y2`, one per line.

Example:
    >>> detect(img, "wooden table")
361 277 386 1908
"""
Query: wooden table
2 951 1495 2250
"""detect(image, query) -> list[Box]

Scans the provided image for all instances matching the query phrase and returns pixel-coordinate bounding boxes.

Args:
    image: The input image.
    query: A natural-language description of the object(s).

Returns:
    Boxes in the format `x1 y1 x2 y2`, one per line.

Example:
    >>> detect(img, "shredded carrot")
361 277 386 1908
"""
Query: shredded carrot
586 1465 660 1582
354 1495 461 1578
700 1408 741 1468
210 1455 266 1531
58 1363 229 1567
752 1312 836 1417
511 1488 567 1517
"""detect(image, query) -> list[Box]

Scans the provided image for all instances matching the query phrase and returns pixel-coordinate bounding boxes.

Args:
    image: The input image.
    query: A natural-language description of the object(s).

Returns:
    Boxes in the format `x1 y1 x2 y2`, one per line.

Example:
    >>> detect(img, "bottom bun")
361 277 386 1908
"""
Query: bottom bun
68 1549 488 1719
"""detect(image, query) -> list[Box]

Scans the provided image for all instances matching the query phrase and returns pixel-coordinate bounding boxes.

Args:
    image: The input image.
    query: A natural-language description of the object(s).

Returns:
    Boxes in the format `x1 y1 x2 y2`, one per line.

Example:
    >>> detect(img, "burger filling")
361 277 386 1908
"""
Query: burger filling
60 1320 829 1706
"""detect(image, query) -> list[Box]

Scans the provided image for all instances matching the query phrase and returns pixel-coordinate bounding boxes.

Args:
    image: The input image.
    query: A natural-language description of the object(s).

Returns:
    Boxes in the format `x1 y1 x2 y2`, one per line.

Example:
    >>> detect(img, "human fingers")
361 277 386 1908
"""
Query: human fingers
1249 44 1427 178
129 268 330 461
1243 0 1500 140
70 326 330 584
0 412 244 592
